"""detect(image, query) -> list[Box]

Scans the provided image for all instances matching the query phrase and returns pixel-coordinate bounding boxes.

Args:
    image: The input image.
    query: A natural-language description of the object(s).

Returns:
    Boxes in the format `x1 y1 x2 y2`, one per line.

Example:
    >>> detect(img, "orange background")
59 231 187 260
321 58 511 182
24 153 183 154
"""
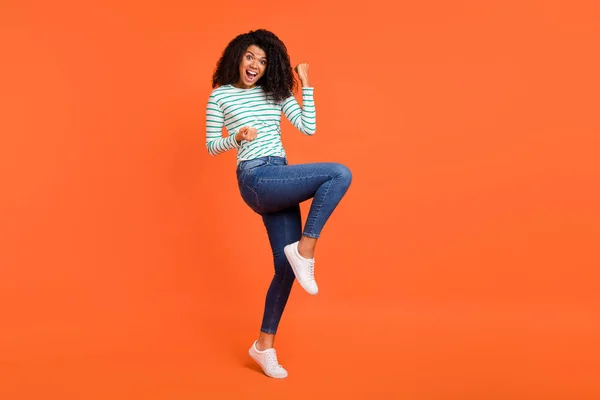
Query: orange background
1 1 599 398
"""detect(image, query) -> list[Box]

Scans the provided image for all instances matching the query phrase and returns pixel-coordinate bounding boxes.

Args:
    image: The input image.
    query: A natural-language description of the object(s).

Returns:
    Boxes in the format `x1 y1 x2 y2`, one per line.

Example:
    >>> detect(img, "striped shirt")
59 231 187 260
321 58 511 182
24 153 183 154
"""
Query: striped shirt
205 85 316 163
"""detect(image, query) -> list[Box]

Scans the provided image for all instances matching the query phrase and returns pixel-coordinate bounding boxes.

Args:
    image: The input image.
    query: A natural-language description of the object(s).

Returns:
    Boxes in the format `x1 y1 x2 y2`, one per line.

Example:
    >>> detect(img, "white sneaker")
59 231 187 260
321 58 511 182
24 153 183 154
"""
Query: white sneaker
284 241 318 295
248 341 288 379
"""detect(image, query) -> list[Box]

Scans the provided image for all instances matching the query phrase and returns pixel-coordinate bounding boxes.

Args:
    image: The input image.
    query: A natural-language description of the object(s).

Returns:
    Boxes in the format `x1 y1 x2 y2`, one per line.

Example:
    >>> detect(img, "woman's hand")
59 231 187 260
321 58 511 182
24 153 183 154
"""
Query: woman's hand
235 126 258 143
294 63 311 87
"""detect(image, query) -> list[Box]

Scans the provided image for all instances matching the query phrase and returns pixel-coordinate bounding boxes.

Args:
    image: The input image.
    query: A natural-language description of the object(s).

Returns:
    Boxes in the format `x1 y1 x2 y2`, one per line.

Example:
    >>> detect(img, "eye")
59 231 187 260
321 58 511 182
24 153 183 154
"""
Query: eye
260 60 266 65
246 54 252 61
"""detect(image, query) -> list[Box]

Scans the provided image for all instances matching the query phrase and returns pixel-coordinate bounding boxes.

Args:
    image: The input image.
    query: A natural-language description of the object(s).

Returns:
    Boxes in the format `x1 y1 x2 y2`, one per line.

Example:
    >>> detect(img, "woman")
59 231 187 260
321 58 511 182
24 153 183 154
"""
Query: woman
206 29 352 379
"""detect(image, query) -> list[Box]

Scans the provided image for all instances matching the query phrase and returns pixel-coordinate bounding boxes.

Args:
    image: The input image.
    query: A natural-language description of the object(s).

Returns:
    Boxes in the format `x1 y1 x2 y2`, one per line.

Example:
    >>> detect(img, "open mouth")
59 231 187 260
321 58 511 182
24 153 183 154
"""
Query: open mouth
246 70 258 81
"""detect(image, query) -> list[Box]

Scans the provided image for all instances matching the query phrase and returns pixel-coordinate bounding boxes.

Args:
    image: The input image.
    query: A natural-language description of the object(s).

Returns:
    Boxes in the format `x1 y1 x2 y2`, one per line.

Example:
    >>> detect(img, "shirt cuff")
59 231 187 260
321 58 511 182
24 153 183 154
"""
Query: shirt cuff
230 134 241 148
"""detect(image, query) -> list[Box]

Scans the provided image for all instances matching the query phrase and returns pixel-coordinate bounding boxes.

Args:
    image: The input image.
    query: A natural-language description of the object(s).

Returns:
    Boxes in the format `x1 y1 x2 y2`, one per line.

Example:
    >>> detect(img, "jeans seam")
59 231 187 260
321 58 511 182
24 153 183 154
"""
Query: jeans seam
266 217 289 333
240 178 260 209
257 174 331 183
305 174 334 237
267 273 285 333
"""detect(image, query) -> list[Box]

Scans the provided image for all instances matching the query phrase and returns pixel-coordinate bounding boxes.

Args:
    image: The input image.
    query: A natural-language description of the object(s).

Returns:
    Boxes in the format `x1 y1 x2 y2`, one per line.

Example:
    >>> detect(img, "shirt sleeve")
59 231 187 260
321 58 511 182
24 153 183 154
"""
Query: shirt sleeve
205 92 240 156
281 87 316 136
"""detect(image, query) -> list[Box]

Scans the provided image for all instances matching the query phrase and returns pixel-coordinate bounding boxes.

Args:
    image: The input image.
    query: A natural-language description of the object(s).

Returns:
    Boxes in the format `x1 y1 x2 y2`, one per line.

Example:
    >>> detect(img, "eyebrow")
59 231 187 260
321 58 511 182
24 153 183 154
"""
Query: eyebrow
246 51 267 60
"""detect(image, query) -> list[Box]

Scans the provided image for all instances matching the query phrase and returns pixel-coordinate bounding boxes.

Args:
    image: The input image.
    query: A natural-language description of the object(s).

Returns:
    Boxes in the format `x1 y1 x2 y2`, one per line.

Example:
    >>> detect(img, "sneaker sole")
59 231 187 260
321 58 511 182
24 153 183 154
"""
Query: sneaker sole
284 244 318 295
248 349 288 379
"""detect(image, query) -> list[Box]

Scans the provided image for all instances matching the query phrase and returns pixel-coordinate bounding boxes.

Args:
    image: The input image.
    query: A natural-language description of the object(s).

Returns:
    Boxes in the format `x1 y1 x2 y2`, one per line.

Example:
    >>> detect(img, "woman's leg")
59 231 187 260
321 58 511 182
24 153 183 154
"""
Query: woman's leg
247 205 300 379
252 162 352 295
251 162 353 246
256 204 302 348
238 158 352 295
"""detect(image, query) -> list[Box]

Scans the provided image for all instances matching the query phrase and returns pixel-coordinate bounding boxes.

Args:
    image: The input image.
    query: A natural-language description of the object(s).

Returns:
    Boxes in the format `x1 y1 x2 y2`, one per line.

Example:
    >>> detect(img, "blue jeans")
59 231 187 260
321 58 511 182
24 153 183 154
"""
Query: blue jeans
236 156 352 334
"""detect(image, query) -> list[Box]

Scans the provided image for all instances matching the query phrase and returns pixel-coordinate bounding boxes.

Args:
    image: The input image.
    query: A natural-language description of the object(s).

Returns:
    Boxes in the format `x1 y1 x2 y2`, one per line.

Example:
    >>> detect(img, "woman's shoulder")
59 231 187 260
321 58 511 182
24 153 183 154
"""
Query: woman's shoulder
209 84 233 97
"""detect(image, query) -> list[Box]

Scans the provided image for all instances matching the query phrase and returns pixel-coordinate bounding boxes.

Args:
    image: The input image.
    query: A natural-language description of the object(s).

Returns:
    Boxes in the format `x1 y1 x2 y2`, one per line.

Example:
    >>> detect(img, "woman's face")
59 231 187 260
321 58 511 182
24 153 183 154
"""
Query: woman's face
236 45 267 89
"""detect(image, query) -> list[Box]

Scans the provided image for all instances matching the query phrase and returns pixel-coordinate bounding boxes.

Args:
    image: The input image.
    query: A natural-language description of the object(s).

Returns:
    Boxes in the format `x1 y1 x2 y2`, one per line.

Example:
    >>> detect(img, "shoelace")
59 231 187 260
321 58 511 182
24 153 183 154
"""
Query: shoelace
307 260 315 281
266 350 283 370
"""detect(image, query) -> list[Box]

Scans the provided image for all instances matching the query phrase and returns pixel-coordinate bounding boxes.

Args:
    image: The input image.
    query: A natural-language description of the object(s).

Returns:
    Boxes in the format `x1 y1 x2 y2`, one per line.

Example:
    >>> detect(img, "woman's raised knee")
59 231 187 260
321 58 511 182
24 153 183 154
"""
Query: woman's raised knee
332 163 352 186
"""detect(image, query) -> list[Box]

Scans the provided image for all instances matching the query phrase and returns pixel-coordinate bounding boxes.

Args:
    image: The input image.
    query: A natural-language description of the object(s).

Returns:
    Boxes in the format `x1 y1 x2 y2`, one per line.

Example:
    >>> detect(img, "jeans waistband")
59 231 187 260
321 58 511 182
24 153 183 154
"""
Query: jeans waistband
237 156 288 172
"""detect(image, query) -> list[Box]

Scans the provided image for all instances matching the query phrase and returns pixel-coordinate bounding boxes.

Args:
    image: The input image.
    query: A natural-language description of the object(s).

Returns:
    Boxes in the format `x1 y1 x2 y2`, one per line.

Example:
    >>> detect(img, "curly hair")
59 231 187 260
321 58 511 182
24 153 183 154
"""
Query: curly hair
212 29 296 103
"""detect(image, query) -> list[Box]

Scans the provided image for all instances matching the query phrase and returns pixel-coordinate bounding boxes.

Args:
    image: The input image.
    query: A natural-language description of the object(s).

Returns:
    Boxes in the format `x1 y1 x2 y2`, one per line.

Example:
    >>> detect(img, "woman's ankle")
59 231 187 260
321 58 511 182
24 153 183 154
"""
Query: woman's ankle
257 333 275 350
256 342 272 351
298 237 317 259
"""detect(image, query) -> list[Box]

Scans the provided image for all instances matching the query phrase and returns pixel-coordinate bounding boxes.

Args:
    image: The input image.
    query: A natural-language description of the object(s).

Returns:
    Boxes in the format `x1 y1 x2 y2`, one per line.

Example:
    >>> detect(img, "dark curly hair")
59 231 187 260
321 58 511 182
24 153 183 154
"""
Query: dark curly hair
212 29 296 102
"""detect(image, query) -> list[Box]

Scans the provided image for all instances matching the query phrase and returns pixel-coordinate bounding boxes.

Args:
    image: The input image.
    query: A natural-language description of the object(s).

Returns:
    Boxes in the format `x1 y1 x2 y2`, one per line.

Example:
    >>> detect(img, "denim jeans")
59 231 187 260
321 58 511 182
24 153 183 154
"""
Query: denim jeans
236 156 352 334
